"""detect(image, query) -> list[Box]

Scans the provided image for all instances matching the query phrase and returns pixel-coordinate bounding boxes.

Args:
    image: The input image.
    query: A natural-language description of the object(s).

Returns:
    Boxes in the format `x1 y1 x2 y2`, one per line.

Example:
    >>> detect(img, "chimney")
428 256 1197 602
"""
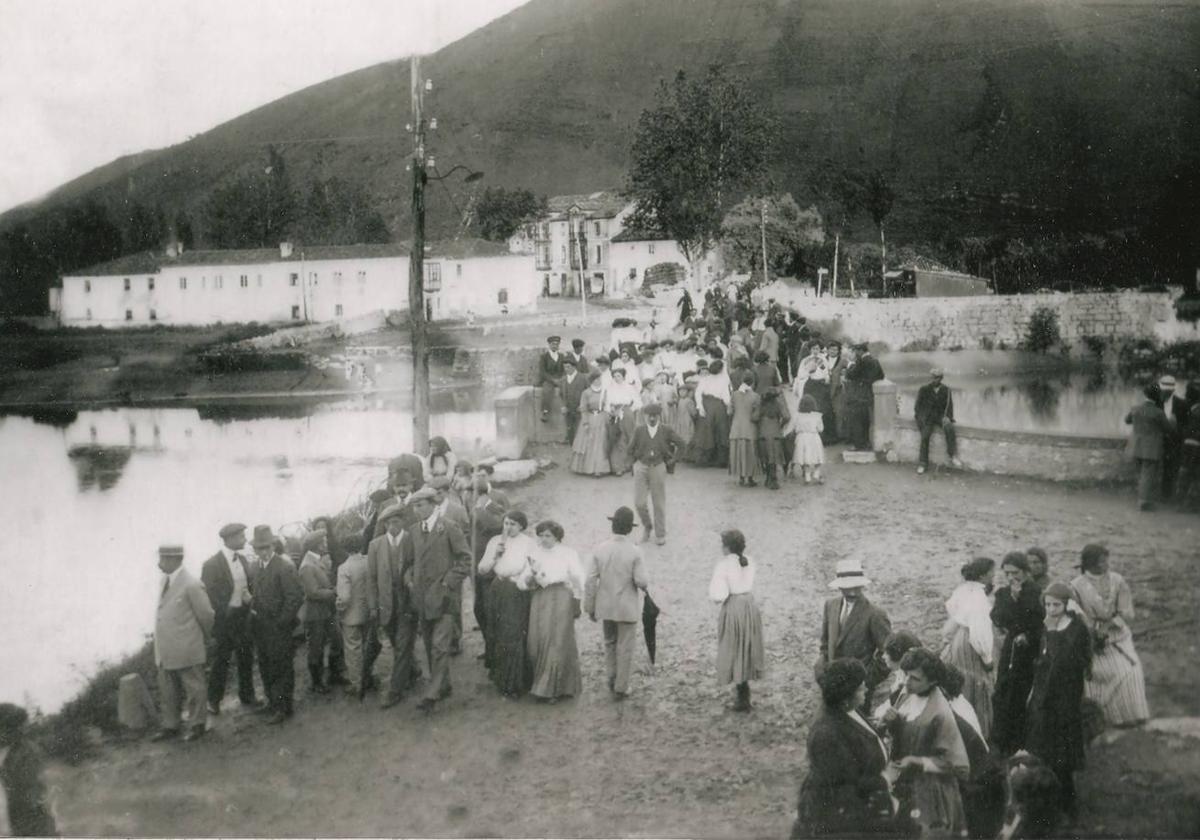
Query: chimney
165 241 180 258
280 241 294 258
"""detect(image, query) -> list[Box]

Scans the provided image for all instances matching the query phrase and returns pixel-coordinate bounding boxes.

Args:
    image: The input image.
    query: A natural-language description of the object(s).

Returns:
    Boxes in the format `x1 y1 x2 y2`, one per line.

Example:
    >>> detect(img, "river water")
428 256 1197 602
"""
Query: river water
0 355 1179 712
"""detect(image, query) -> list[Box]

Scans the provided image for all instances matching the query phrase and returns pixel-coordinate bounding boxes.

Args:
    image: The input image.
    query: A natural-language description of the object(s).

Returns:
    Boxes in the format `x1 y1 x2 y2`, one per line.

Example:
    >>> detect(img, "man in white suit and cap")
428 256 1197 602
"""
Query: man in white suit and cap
153 545 215 742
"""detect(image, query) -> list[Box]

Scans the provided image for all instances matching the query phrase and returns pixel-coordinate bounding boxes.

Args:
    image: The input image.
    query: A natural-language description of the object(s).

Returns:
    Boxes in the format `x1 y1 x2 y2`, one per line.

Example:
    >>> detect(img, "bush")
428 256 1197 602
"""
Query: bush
900 336 940 352
199 348 308 375
979 336 995 351
1024 306 1062 354
1082 334 1109 359
0 339 83 373
1175 294 1200 324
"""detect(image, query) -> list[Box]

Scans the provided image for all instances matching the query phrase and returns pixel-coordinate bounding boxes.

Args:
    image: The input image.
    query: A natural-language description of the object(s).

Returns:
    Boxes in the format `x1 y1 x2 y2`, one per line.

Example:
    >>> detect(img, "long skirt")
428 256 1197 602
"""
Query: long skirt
903 774 967 839
1086 638 1150 725
716 593 765 685
758 436 786 467
609 410 639 475
729 438 761 480
673 407 696 461
570 412 611 476
527 583 582 699
487 577 533 697
943 626 994 740
701 395 730 467
803 379 837 445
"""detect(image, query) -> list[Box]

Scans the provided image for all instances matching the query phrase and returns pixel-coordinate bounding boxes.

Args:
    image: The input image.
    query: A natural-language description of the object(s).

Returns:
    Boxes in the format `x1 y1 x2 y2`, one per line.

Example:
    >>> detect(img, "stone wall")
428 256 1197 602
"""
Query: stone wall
756 287 1186 350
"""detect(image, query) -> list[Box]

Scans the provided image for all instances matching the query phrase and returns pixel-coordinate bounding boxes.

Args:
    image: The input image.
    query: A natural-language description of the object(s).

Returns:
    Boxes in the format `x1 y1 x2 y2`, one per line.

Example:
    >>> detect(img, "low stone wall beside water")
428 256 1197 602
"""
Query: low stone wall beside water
757 288 1187 350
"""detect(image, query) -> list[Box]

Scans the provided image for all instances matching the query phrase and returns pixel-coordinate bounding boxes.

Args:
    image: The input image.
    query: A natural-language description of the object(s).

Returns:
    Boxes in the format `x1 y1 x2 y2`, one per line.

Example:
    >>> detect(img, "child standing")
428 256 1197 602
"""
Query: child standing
756 389 791 490
674 374 698 462
791 393 825 484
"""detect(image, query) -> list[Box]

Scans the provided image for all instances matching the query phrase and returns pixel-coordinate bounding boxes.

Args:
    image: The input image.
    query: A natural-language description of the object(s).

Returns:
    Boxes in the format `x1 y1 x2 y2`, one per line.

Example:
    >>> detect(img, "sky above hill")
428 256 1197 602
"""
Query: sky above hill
0 0 527 213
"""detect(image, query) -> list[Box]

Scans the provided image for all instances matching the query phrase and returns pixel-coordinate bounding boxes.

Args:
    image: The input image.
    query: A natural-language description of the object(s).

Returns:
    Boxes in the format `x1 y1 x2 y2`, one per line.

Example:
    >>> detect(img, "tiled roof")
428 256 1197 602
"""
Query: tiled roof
65 252 164 277
546 190 629 219
424 238 514 259
611 227 671 243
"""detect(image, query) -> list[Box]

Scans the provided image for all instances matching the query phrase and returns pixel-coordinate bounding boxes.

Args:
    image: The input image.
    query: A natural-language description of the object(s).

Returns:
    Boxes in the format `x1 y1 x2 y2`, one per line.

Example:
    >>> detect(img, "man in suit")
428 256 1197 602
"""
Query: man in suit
914 367 964 474
430 476 471 655
568 338 590 375
1125 382 1173 511
250 525 304 724
815 559 892 697
336 538 373 699
399 487 472 712
843 343 886 451
201 522 259 714
299 530 342 694
467 464 508 665
628 403 685 546
826 341 847 443
585 507 649 700
153 545 215 742
539 335 566 422
561 358 589 446
1158 374 1190 500
370 503 414 708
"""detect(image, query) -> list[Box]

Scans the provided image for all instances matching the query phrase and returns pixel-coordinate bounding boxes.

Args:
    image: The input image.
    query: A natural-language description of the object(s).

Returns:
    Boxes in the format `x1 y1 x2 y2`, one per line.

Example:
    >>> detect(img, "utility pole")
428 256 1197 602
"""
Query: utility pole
759 198 769 288
408 55 431 453
573 210 588 322
831 233 840 297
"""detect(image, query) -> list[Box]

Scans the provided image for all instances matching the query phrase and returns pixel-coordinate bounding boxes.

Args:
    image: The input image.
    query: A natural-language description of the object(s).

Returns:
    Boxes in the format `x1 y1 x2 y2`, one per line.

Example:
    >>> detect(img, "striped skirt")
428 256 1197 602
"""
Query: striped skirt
716 593 765 685
943 625 994 740
1086 637 1150 726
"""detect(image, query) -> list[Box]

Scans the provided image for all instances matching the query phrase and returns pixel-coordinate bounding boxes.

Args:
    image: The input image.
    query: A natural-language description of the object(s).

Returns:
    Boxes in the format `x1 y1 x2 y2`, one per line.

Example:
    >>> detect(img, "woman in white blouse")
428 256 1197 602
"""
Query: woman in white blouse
478 511 537 698
695 359 733 468
604 367 643 476
525 520 586 702
708 529 765 712
940 557 995 740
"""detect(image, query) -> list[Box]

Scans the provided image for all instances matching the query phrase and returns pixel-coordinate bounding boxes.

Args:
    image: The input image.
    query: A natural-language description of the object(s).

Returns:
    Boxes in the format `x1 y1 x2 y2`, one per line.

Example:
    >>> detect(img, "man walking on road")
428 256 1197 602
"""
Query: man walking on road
914 367 964 474
628 403 684 546
153 545 214 742
585 507 649 700
201 522 259 715
815 558 892 697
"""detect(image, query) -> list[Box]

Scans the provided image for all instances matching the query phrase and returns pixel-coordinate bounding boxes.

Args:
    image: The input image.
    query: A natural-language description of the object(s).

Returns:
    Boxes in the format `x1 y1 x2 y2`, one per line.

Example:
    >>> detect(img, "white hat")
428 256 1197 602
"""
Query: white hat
828 558 872 589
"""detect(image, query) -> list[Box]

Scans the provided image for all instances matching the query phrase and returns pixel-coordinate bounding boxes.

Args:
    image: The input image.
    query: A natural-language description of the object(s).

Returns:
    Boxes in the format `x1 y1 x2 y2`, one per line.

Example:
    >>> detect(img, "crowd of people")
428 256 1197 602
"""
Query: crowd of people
1125 374 1199 511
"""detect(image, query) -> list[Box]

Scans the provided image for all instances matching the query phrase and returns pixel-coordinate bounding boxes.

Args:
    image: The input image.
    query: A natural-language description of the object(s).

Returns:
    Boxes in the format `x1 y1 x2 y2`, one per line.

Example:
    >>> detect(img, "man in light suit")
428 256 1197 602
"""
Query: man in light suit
336 541 373 699
153 545 215 742
585 507 649 700
815 559 892 698
370 503 416 708
1125 382 1173 511
399 487 472 712
201 522 260 715
250 525 304 725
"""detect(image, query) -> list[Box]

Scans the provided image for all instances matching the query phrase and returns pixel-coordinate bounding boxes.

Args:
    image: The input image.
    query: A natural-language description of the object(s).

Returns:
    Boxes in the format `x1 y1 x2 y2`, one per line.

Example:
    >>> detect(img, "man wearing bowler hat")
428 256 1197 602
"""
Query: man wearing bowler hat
628 402 684 545
585 507 649 700
201 523 260 714
914 367 964 474
398 486 472 712
153 545 214 742
539 335 566 423
250 524 304 724
815 558 892 696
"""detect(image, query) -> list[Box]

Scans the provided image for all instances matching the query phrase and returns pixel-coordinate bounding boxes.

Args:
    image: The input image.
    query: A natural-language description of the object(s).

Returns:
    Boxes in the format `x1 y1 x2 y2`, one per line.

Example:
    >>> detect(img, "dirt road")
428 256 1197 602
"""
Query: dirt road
49 446 1200 837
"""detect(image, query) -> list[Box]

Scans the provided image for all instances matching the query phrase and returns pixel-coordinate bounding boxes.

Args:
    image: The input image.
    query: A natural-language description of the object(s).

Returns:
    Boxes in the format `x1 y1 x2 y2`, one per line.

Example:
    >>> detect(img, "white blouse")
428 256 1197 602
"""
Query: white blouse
708 553 756 603
529 543 586 598
478 532 536 586
603 380 642 412
694 372 731 413
944 581 994 666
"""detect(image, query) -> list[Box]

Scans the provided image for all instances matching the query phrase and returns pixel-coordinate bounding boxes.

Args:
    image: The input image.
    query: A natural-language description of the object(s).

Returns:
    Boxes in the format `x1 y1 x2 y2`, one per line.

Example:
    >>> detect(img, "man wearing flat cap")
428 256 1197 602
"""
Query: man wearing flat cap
153 545 215 742
628 402 684 546
299 530 343 695
1125 383 1172 511
398 486 473 711
201 522 260 714
815 559 892 699
370 503 416 707
914 367 964 474
539 335 566 423
250 525 304 724
562 357 589 446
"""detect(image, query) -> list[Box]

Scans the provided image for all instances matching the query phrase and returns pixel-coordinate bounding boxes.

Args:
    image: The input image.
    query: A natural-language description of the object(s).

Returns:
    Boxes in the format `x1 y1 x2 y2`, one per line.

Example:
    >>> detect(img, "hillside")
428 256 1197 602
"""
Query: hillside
2 0 1198 307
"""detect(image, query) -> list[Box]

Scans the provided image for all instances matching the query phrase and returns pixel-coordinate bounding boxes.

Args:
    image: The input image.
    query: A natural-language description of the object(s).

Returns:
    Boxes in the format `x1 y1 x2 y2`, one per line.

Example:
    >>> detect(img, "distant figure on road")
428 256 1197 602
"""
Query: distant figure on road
914 367 963 474
585 506 649 700
1125 382 1172 511
538 335 565 423
1157 374 1189 500
1176 382 1200 508
201 522 259 715
153 545 214 743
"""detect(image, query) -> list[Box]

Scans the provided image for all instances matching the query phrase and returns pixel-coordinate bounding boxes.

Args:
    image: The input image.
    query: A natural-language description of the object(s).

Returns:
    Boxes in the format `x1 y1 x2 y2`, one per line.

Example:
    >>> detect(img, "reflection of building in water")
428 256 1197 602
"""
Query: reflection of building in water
67 445 133 491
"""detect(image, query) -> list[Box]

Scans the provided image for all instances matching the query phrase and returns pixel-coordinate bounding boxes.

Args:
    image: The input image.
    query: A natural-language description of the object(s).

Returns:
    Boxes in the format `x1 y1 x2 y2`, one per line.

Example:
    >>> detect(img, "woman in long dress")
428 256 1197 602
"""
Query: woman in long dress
1024 582 1092 819
941 556 995 740
478 511 536 698
695 359 732 467
673 375 698 460
569 372 611 476
883 648 970 839
708 529 765 712
990 551 1044 756
1070 544 1149 727
796 344 836 445
728 372 762 487
604 367 642 476
525 520 585 703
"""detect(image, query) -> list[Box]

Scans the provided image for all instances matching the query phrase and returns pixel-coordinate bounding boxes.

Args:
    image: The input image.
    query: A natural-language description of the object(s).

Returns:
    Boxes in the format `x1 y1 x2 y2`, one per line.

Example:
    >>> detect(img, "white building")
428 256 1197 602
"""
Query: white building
607 228 725 297
54 240 535 327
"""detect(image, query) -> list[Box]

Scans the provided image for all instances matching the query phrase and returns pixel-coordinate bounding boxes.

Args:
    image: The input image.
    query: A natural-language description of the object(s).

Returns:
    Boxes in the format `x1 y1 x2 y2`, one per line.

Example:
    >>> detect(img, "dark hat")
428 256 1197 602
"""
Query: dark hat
562 357 577 368
158 545 185 560
587 370 603 383
608 506 635 531
250 524 275 548
852 342 869 352
219 522 246 539
407 486 438 505
695 358 710 368
547 335 561 343
572 338 585 350
642 402 663 417
379 503 406 523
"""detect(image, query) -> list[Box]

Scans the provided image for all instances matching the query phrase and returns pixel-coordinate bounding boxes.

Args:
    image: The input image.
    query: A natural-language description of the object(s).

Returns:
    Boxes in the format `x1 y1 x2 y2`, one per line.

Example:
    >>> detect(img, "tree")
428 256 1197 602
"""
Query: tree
201 146 297 248
472 187 545 242
806 162 865 294
298 177 391 245
864 170 896 285
121 201 166 253
625 66 778 289
173 211 195 249
720 194 824 281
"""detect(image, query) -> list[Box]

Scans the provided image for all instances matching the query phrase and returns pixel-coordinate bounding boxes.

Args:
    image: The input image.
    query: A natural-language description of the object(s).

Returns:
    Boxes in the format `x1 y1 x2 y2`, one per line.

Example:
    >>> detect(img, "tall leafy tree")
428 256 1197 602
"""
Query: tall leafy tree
720 194 824 281
625 66 778 288
472 188 546 242
202 146 297 248
864 169 896 284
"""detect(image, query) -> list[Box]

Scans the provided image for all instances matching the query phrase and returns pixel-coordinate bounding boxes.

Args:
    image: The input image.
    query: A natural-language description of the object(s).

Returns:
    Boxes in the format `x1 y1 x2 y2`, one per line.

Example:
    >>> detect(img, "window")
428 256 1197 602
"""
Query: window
594 221 601 236
498 288 509 304
648 243 655 254
335 304 344 317
123 278 131 291
334 271 343 285
86 308 92 320
424 263 442 291
239 275 248 288
125 309 133 321
309 272 317 286
147 277 155 291
561 245 566 264
596 245 602 265
215 275 224 290
291 306 301 320
179 277 187 290
84 280 91 293
289 273 299 287
149 309 157 321
629 268 637 280
357 270 366 282
456 263 462 278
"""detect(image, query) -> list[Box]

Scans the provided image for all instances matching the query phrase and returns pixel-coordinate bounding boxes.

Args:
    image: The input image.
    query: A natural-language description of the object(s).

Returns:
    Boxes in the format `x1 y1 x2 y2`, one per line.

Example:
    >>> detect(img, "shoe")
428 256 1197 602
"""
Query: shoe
416 698 437 712
746 478 757 487
916 465 926 475
540 411 549 423
328 675 351 687
613 691 628 702
252 703 274 715
344 685 362 699
380 695 404 710
654 535 666 546
266 711 287 725
639 526 651 544
206 702 221 716
150 728 180 742
240 698 265 711
951 457 964 468
183 725 207 742
608 677 616 694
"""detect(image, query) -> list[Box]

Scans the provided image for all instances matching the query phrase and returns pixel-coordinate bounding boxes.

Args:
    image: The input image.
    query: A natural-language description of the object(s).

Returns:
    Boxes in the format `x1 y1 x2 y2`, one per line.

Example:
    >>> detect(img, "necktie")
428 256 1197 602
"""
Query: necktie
840 599 852 625
160 575 171 601
423 522 430 534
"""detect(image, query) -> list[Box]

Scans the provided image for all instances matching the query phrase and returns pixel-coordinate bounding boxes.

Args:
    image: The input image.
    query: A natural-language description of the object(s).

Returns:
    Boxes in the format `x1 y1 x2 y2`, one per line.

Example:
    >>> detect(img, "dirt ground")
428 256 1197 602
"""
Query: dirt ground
48 446 1200 838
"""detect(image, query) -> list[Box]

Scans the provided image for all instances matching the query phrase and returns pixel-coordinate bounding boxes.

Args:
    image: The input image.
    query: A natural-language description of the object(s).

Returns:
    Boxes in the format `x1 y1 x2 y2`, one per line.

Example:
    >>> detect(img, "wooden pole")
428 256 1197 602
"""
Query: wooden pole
759 199 769 288
409 55 431 453
832 233 840 297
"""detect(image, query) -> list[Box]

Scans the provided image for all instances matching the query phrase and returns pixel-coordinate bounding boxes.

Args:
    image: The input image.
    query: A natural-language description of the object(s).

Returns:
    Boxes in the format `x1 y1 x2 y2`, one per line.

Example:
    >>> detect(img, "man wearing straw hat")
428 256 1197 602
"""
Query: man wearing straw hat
251 524 304 724
152 545 214 742
815 558 892 695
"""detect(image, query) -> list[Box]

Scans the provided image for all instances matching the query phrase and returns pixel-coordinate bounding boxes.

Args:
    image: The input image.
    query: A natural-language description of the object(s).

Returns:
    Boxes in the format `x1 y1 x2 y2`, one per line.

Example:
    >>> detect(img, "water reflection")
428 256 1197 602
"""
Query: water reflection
67 444 134 492
1019 380 1062 424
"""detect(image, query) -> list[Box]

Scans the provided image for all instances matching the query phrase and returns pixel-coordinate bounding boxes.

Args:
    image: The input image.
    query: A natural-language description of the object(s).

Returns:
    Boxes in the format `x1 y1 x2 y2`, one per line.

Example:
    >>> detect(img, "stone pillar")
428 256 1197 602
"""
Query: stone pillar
872 378 899 453
494 386 535 460
118 672 155 730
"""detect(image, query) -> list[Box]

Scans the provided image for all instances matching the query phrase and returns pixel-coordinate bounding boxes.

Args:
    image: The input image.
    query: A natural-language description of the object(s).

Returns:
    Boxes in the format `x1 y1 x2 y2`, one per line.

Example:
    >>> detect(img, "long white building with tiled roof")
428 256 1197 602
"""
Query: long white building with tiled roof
54 239 537 327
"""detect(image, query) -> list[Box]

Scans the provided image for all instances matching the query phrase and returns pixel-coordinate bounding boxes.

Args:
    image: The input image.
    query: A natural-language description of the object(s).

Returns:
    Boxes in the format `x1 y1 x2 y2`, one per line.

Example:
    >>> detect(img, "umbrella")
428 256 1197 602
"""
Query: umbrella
642 590 661 665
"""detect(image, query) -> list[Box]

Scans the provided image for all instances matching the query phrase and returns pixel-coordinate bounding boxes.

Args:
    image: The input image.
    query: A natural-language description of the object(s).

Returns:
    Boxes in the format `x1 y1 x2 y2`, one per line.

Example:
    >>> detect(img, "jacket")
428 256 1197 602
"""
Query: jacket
367 533 406 628
1125 399 1172 460
914 381 955 426
563 372 590 414
844 355 885 404
584 536 648 622
200 549 253 621
154 568 215 670
629 423 684 467
794 710 892 838
335 553 372 626
817 595 892 679
402 518 472 621
253 553 304 632
298 552 336 623
539 350 565 384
